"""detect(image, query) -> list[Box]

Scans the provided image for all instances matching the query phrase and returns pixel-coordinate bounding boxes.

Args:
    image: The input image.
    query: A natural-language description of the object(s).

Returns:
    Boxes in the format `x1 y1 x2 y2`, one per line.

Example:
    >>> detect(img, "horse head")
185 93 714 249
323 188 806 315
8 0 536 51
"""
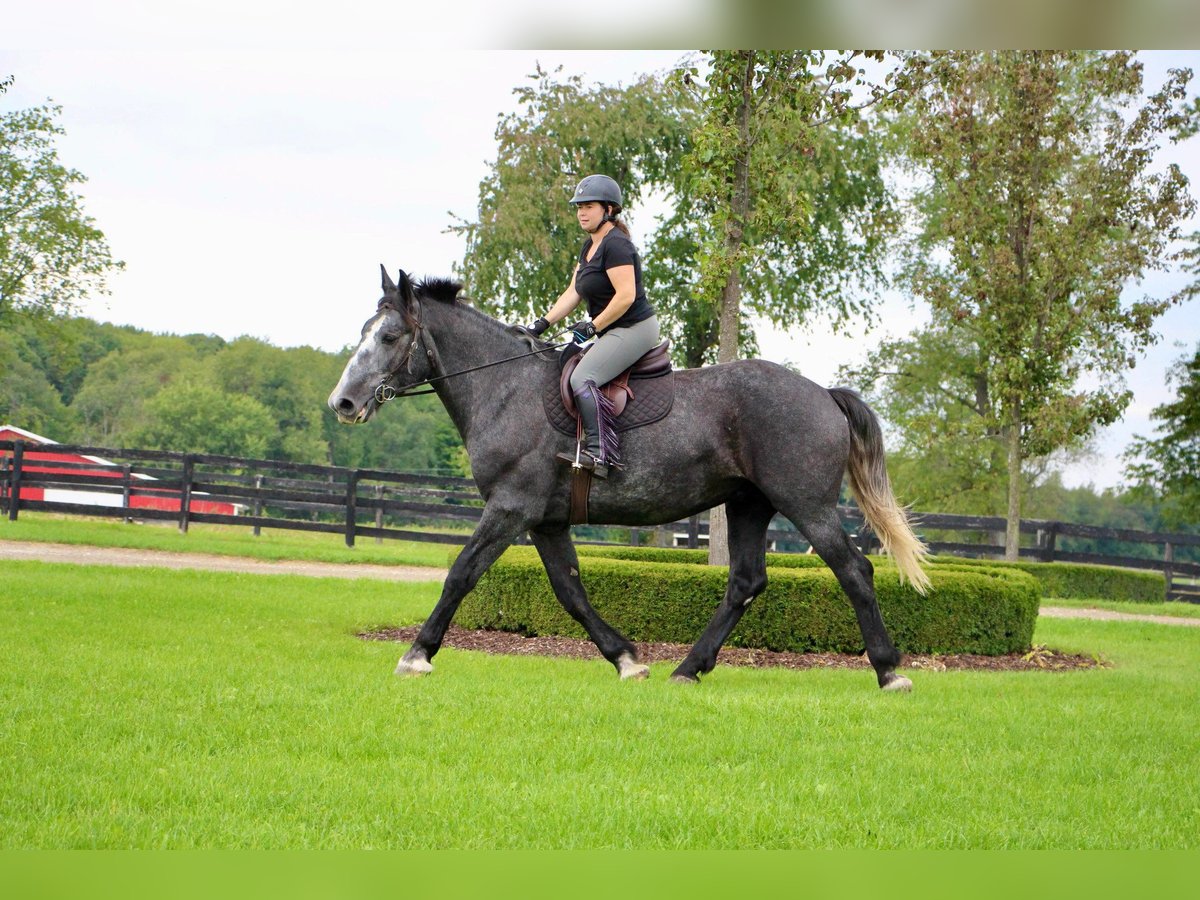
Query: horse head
327 265 424 424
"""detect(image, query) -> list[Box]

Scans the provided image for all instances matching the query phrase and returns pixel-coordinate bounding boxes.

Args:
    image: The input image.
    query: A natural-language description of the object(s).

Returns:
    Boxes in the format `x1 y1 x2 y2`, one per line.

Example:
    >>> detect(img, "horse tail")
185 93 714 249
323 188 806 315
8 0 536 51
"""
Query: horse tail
827 388 931 595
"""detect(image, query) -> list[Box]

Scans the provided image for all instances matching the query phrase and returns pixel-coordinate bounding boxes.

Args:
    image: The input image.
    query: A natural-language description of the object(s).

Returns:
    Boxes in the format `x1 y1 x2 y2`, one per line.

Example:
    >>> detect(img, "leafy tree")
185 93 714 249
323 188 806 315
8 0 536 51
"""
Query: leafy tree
673 50 915 563
128 381 276 458
1124 344 1200 528
70 339 204 446
1 98 123 322
208 338 331 463
892 51 1194 559
450 64 706 359
0 328 78 437
843 324 1011 513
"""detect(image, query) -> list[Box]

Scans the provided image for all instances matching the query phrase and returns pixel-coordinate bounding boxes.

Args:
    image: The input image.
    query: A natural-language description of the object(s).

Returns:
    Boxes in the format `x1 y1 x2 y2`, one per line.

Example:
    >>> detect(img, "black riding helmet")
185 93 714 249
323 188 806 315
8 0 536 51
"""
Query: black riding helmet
569 174 622 208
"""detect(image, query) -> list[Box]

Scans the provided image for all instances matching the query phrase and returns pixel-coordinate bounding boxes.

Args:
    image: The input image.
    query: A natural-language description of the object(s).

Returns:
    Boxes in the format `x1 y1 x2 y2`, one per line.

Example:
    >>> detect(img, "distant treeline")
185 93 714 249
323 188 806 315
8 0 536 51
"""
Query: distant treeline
2 312 1194 561
0 314 467 476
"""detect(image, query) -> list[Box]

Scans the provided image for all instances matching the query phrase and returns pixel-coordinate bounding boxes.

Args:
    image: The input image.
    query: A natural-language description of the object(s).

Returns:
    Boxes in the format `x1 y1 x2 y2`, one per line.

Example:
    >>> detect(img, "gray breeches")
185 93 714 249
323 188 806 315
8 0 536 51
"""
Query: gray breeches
569 315 662 393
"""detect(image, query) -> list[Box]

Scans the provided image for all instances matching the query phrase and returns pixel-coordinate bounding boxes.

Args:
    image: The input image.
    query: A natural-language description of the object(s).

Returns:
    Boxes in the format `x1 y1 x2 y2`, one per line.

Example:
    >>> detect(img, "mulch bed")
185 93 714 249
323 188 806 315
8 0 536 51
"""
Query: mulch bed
359 626 1108 672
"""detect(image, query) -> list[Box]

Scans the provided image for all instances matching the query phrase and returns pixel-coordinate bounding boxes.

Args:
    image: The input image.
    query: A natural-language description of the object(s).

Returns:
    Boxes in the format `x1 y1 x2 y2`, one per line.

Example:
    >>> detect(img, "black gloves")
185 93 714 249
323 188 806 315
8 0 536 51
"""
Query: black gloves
568 320 597 343
527 317 550 336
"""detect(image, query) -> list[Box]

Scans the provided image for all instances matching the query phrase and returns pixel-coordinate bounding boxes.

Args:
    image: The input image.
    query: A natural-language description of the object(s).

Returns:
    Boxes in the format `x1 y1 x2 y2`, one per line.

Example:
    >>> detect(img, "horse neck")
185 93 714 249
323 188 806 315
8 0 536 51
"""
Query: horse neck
420 299 546 443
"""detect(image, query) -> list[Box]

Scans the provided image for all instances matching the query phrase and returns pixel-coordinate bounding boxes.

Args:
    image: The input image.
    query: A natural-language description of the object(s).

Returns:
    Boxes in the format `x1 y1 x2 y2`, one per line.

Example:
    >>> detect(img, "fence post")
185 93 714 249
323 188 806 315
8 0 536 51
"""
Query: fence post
7 441 24 522
345 470 360 548
178 455 194 534
0 455 9 517
687 515 699 549
122 464 133 523
375 484 384 545
1164 541 1174 602
1037 524 1059 562
252 475 264 537
630 527 640 546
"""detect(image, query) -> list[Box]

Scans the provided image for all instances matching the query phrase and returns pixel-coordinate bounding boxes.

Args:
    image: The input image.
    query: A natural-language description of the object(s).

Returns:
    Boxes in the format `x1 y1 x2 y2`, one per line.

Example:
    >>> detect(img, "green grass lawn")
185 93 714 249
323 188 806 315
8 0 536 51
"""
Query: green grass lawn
0 512 458 569
1047 596 1200 619
2 558 1197 849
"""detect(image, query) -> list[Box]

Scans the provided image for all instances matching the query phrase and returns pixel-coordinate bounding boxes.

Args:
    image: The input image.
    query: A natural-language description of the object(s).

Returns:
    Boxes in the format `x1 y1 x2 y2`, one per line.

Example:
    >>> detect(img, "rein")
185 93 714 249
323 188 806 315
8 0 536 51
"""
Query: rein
374 323 571 403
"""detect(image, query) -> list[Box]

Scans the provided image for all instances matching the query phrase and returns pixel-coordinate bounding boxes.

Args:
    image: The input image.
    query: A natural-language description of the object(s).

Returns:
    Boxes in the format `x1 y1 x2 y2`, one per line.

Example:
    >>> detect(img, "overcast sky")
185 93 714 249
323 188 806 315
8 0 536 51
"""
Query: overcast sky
3 12 1198 491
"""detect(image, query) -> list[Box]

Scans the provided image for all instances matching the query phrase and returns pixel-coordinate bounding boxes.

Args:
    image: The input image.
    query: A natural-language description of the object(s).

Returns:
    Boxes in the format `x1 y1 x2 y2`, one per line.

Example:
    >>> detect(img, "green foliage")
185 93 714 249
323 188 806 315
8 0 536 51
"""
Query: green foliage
126 381 277 457
572 544 1164 603
208 338 331 462
675 51 909 363
1125 344 1200 529
924 555 1164 603
450 63 701 357
457 547 1039 655
71 338 206 445
0 327 77 437
0 101 124 322
885 51 1195 551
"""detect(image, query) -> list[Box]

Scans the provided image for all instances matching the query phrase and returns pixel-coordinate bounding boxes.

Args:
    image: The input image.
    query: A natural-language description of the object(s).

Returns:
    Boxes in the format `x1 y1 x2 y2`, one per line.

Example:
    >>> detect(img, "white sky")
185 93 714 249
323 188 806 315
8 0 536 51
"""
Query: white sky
2 10 1198 491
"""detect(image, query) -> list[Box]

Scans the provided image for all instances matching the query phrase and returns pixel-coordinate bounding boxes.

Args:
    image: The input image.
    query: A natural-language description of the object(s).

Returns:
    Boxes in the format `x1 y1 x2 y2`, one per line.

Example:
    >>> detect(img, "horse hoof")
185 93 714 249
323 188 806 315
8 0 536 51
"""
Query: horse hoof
881 673 912 693
617 654 650 681
669 673 700 685
395 654 434 677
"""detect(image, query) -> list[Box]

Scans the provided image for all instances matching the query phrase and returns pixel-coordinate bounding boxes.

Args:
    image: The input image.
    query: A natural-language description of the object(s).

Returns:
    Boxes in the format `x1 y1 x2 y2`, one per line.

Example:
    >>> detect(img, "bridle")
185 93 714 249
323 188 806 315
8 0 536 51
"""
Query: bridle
371 297 570 404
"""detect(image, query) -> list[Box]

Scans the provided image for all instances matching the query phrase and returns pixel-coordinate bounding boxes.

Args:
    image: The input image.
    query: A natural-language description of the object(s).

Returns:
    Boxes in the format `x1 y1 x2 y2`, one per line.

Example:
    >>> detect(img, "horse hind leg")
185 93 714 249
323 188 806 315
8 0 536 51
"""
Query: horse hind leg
671 490 775 684
795 509 910 692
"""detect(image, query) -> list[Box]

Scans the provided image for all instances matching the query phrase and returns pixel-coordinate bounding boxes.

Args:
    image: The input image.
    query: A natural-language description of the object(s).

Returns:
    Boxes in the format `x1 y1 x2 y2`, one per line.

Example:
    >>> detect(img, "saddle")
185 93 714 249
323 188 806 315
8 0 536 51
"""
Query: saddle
558 339 673 419
543 341 676 526
544 340 675 439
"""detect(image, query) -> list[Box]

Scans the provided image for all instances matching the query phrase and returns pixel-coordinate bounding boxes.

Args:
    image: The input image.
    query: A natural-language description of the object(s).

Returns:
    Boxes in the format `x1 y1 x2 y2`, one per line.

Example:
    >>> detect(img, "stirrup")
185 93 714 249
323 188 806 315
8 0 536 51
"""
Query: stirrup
555 450 609 479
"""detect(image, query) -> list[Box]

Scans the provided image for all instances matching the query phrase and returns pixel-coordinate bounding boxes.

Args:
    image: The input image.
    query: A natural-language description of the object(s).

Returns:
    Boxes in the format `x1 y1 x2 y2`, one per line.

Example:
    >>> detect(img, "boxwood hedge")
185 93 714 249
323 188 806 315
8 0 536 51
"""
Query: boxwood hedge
571 545 1165 603
456 546 1040 656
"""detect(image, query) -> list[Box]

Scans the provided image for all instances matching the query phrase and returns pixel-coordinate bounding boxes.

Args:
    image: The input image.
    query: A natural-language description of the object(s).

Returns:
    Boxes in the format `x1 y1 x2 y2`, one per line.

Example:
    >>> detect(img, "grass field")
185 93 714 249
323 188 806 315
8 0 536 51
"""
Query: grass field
2 554 1198 849
0 513 459 569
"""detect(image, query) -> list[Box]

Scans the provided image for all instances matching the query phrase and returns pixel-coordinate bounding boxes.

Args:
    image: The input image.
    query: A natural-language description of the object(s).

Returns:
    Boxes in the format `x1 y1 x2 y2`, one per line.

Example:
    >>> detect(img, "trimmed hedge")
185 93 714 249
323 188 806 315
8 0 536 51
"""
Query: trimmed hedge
457 547 1040 656
574 545 1165 603
925 556 1164 603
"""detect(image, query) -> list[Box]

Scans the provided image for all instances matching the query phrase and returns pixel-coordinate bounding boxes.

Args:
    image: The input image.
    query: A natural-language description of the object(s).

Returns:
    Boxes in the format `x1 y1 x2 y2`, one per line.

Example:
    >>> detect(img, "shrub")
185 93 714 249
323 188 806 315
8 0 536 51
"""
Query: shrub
924 556 1164 603
457 547 1040 656
571 546 1165 602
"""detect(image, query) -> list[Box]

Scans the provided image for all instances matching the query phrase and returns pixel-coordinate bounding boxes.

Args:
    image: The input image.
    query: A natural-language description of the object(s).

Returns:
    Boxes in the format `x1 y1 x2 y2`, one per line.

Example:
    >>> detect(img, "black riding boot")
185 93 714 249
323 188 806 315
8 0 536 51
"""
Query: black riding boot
556 384 609 478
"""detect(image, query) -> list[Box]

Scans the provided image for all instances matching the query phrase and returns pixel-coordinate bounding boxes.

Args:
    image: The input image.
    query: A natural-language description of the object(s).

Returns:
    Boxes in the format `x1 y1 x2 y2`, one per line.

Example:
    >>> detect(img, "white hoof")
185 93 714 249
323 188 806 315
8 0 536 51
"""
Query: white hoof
395 654 434 677
617 654 650 681
882 674 912 693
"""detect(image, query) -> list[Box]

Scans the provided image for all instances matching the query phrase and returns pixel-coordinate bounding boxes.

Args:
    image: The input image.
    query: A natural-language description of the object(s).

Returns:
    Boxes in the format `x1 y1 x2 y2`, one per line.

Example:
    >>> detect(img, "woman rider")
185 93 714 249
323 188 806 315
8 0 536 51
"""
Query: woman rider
526 174 661 478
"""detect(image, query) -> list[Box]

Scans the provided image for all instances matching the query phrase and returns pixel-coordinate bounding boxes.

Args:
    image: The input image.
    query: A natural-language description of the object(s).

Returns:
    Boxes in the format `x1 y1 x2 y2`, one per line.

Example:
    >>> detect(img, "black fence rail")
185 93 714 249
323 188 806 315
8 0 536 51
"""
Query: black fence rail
3 439 1198 602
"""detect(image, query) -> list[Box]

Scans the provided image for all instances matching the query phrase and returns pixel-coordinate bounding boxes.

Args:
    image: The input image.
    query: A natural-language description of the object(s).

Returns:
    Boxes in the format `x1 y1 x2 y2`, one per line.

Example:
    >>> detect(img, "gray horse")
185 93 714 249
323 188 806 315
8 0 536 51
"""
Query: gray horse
329 268 930 690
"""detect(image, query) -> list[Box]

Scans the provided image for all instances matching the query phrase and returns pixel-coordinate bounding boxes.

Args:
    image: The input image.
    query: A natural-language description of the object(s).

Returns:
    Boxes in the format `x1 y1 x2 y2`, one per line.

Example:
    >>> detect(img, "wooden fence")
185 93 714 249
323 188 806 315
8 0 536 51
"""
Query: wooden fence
2 439 1198 602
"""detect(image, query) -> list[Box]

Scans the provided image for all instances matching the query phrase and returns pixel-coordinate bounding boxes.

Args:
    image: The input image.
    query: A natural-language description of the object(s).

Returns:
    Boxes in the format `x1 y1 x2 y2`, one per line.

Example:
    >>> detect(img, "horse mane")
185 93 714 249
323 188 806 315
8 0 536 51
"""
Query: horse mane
415 277 466 305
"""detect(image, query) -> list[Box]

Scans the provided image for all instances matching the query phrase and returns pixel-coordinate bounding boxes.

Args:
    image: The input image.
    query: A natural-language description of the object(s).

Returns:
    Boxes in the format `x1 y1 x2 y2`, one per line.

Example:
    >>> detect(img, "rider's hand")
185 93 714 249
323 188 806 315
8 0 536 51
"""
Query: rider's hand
568 320 597 343
527 317 550 336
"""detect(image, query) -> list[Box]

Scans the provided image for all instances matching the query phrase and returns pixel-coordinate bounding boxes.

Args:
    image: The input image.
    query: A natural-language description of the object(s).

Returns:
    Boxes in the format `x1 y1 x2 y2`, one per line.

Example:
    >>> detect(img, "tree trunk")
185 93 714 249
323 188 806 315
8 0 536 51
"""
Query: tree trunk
707 54 755 569
1004 405 1022 561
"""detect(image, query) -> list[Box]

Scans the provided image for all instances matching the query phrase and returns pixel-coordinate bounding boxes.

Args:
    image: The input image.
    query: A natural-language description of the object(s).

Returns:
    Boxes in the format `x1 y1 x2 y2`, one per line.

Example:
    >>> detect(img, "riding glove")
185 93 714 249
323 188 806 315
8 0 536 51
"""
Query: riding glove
569 320 597 343
527 317 550 336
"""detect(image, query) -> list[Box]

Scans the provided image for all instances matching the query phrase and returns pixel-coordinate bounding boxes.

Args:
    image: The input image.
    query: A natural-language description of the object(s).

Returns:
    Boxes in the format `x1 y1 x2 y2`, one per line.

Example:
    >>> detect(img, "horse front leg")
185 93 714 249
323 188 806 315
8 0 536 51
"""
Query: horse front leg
396 501 527 676
529 527 647 680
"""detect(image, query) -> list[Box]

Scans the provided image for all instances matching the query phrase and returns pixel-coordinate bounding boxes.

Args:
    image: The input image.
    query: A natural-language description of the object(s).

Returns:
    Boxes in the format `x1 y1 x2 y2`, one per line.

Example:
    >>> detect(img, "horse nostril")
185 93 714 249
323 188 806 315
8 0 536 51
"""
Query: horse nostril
336 398 356 414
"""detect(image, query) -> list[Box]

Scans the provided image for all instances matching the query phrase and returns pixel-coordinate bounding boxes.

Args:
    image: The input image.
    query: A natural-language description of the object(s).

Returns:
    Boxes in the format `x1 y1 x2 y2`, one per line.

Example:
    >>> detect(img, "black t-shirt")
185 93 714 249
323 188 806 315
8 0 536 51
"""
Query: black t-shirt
574 231 655 331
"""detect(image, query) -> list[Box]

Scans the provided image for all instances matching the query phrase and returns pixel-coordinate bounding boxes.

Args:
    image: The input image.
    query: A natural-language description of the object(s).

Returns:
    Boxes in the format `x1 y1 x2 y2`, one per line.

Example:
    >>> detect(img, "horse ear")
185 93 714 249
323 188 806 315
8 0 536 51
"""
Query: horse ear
380 264 397 294
396 269 415 304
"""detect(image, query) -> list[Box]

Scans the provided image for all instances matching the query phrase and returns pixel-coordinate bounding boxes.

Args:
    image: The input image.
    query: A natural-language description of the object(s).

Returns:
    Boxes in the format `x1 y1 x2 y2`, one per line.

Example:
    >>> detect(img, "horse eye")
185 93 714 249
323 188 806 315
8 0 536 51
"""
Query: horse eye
381 332 400 345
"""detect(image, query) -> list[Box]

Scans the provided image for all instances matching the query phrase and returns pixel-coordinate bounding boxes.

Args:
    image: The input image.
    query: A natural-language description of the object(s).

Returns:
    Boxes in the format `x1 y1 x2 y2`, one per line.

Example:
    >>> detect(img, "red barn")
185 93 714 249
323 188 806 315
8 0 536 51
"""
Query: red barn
0 425 239 516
